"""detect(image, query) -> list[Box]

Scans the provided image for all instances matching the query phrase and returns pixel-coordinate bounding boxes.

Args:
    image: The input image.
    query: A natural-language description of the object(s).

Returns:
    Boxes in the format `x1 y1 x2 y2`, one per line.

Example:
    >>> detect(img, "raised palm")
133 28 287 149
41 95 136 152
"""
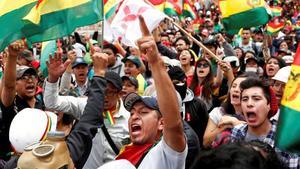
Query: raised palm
46 52 71 81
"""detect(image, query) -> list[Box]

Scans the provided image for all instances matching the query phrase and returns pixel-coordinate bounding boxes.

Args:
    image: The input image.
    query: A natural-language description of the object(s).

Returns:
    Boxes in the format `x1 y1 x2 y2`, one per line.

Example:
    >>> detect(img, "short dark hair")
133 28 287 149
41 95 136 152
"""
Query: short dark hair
103 43 118 55
175 36 191 46
190 142 285 169
240 77 271 104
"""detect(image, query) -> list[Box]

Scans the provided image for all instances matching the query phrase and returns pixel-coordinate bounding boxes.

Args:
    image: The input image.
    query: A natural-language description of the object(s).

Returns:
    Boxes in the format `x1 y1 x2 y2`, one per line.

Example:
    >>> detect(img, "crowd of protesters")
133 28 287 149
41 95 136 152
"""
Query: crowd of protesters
0 0 300 169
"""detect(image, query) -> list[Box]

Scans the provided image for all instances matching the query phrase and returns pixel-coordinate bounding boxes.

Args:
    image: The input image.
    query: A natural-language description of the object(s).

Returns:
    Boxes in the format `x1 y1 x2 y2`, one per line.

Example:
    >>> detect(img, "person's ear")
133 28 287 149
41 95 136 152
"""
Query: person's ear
158 118 164 131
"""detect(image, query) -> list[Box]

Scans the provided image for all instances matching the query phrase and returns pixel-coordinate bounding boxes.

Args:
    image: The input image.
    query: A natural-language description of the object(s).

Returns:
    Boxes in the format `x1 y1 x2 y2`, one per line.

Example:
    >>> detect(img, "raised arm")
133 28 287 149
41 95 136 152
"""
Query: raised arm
1 41 23 107
44 52 87 119
67 52 108 169
137 16 186 152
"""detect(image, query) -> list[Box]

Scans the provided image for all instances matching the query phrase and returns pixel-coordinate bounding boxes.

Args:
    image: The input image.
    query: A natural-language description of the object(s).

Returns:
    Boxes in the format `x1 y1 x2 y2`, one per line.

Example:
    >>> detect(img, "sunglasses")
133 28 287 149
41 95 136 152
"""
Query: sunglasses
197 63 209 68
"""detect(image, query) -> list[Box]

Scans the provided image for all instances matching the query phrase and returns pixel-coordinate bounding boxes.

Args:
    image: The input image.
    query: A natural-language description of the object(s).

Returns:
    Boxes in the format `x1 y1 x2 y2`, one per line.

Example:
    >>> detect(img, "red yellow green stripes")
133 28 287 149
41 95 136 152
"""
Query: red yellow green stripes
22 0 103 44
266 21 284 34
164 0 182 16
104 0 122 20
182 0 197 19
219 0 271 34
276 44 300 153
270 6 282 17
106 111 116 125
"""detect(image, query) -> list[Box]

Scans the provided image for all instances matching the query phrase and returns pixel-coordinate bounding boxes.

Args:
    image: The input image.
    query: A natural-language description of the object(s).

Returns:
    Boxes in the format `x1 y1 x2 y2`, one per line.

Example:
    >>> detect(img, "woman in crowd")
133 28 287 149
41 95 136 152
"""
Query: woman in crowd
263 56 286 83
203 73 256 148
179 49 196 78
188 58 218 111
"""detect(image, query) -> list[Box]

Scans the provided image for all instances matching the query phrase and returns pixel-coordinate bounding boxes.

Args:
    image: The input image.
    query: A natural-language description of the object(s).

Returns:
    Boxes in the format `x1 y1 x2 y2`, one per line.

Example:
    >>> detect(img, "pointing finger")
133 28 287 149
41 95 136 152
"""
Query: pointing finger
139 15 150 36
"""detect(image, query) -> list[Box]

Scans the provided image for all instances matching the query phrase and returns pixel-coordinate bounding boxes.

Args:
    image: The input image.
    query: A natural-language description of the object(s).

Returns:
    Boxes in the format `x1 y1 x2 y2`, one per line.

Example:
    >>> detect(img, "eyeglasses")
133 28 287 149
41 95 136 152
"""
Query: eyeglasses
17 75 37 81
197 63 209 68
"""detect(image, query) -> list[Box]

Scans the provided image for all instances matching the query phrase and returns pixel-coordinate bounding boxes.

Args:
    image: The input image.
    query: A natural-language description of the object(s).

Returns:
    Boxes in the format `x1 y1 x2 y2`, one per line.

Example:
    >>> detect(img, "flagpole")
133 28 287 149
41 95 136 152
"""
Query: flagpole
143 0 221 62
166 17 221 61
98 0 104 50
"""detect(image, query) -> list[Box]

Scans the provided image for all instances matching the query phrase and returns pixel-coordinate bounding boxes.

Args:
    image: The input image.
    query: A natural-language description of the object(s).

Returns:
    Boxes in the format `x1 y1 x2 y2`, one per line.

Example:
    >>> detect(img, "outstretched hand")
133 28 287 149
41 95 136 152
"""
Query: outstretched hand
46 52 71 83
136 16 160 65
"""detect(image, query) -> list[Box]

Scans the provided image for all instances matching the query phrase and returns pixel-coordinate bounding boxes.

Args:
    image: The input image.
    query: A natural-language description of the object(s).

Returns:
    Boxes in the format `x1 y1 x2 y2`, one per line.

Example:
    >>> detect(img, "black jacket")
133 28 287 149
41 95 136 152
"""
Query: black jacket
184 97 209 147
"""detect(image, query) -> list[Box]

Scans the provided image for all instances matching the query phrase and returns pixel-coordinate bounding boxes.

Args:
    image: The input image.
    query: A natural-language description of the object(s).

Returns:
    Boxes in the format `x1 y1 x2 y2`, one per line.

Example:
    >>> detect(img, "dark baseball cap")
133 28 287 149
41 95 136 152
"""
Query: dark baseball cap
72 57 88 69
19 49 34 62
105 71 123 91
122 55 142 68
121 76 139 88
124 93 160 112
16 66 37 79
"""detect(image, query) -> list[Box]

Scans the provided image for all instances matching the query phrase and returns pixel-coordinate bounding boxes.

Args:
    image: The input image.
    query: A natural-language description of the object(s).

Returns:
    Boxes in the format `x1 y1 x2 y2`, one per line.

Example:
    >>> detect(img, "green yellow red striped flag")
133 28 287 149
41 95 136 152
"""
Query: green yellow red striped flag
104 0 122 20
182 0 197 19
164 0 182 16
276 43 300 153
270 6 282 17
219 0 272 34
0 0 38 52
266 21 284 34
22 0 103 44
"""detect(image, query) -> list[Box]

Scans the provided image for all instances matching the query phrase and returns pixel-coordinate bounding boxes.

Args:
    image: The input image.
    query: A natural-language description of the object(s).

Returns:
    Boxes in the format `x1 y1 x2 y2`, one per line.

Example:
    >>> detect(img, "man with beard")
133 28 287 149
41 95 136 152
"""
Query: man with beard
0 41 44 166
231 77 300 169
103 43 125 77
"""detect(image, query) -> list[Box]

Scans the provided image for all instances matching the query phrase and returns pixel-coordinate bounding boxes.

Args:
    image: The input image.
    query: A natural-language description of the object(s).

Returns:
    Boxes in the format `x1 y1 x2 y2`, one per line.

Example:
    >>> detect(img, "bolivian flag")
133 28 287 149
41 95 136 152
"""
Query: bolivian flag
270 6 282 17
182 0 197 19
266 21 284 34
104 0 122 20
219 0 272 34
22 0 103 44
276 43 300 153
0 0 38 52
164 0 182 16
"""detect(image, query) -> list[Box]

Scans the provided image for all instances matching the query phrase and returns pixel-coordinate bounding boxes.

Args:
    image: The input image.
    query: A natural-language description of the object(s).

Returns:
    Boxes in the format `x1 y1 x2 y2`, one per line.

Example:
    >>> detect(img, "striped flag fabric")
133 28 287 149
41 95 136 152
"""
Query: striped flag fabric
275 43 300 153
22 0 103 44
270 6 282 17
266 21 284 34
219 0 272 34
182 0 197 19
104 0 122 20
0 0 38 52
164 0 182 16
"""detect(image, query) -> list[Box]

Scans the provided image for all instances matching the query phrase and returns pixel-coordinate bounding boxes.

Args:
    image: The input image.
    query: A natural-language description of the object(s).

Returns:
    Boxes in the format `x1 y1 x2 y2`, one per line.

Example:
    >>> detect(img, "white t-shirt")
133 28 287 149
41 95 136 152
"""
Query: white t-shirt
209 107 223 125
98 139 187 169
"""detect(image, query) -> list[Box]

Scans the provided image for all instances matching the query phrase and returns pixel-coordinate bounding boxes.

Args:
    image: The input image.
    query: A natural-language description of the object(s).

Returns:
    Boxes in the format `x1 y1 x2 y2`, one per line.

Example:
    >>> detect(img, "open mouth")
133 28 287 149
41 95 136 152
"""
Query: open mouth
268 67 275 73
246 112 256 122
25 85 35 92
131 124 142 135
198 70 204 73
232 94 240 99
